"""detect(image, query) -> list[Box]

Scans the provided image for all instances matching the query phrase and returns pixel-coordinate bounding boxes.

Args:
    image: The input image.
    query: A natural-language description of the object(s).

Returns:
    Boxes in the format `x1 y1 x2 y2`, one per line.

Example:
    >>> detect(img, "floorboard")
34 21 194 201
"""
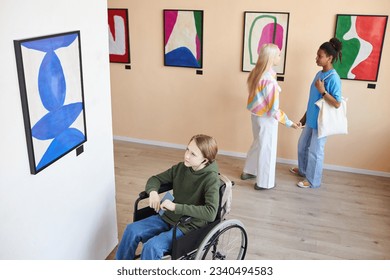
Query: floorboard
107 140 390 260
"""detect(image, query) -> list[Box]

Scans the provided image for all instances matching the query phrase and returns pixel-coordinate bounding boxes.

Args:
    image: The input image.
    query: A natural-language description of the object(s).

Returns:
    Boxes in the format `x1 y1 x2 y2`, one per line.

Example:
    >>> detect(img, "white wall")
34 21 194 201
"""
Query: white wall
0 0 118 259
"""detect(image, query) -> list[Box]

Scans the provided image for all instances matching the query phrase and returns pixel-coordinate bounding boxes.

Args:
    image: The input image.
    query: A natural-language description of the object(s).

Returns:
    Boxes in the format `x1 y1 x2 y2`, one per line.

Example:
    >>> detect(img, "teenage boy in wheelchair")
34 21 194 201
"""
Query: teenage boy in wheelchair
115 134 219 260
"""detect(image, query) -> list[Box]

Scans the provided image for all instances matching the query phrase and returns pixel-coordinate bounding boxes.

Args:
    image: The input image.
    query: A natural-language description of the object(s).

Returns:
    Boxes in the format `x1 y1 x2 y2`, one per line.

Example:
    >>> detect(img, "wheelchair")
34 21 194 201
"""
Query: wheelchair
133 174 248 260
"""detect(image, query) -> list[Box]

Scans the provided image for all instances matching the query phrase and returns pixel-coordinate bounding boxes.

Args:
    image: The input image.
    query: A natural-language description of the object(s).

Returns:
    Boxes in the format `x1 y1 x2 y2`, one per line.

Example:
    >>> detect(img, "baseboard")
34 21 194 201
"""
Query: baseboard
113 135 390 178
114 135 188 150
276 158 390 178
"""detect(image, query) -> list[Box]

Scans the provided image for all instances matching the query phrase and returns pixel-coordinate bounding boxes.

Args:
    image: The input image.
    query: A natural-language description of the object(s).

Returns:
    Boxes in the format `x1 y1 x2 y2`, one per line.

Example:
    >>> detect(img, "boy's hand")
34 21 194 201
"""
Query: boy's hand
161 200 176 212
149 191 160 212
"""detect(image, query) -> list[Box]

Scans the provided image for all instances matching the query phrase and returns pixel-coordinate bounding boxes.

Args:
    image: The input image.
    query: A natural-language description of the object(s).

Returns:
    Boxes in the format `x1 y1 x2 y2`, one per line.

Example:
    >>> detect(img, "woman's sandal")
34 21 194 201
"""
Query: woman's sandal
297 180 311 188
289 167 304 177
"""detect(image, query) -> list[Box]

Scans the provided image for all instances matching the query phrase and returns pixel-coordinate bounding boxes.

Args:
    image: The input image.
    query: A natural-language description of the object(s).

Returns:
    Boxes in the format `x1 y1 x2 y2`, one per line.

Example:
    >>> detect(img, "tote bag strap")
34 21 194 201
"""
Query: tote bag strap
322 71 334 81
321 71 336 96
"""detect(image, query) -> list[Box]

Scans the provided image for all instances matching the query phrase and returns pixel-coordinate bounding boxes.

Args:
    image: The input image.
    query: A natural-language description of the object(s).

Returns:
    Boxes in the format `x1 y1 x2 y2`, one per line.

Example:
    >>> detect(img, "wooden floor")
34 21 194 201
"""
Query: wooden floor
107 140 390 260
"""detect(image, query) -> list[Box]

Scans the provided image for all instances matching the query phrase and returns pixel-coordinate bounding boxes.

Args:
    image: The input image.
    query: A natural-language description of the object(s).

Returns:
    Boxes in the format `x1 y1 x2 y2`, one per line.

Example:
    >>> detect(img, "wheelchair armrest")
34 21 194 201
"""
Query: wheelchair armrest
137 183 173 199
134 183 174 222
138 191 149 200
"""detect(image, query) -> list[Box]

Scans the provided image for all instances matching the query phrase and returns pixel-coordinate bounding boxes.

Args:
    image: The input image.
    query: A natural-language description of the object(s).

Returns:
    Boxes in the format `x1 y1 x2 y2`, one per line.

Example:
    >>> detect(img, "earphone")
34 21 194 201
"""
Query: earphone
194 159 208 171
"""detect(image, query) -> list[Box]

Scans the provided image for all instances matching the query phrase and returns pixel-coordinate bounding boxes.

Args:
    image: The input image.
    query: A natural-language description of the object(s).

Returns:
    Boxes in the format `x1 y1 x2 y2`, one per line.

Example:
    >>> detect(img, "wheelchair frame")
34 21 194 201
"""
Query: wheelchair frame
133 175 248 260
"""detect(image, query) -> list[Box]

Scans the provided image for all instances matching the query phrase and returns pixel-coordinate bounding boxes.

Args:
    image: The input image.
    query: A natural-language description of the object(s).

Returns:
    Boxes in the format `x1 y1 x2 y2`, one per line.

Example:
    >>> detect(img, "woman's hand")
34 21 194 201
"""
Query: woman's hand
297 121 304 129
291 122 299 129
160 200 176 212
315 79 325 93
300 113 307 127
149 191 160 212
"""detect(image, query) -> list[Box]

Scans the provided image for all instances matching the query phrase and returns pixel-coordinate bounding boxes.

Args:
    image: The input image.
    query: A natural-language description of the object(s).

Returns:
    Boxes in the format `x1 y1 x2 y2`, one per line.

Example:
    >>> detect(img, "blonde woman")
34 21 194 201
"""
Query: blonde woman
241 44 298 190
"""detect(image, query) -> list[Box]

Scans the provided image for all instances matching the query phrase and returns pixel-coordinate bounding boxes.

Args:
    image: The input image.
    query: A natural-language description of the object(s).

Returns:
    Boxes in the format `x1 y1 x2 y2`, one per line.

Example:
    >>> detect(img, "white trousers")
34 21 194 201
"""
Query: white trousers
243 114 278 189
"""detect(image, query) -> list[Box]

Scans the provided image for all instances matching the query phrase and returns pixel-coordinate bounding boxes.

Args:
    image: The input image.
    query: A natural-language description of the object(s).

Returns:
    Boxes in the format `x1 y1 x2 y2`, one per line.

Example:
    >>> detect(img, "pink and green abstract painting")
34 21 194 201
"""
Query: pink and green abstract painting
164 10 203 68
334 15 388 81
242 12 289 74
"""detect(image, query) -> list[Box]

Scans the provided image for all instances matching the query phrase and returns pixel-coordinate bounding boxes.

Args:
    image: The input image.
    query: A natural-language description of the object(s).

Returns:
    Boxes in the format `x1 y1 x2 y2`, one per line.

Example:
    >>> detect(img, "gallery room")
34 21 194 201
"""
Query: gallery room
1 0 389 261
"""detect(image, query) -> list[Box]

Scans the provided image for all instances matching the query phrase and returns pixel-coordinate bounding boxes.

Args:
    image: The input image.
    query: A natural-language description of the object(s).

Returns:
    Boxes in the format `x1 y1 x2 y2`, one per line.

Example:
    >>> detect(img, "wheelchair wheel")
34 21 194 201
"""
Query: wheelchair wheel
194 219 247 260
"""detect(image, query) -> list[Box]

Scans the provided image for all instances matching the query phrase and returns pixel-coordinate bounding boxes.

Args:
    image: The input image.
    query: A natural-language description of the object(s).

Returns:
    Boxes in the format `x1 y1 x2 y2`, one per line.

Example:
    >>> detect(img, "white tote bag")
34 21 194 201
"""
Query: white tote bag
315 97 348 138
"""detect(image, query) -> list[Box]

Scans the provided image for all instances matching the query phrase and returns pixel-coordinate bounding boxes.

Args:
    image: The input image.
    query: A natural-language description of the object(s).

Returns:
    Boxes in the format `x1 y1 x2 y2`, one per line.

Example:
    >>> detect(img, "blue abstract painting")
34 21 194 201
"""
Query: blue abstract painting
14 31 87 174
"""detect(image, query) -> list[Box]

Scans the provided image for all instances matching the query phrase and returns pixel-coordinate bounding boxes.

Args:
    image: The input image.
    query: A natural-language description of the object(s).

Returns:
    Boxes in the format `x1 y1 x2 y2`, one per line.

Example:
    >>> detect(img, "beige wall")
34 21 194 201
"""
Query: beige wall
109 0 390 174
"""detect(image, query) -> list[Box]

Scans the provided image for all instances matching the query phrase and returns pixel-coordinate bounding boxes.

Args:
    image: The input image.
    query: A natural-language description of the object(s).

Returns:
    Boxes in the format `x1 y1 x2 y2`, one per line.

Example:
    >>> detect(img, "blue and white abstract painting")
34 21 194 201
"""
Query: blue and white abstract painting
14 31 87 174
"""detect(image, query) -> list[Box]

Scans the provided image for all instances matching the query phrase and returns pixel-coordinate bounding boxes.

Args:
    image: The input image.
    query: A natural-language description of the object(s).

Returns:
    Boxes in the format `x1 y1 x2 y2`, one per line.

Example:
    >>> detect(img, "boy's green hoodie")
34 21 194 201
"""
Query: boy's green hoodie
145 161 219 234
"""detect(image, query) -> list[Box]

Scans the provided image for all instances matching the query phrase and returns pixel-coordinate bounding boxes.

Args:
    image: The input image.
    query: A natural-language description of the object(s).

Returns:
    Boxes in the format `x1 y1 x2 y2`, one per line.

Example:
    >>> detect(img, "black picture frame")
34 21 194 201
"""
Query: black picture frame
163 9 204 69
333 14 388 81
14 31 87 174
108 8 131 64
242 11 290 75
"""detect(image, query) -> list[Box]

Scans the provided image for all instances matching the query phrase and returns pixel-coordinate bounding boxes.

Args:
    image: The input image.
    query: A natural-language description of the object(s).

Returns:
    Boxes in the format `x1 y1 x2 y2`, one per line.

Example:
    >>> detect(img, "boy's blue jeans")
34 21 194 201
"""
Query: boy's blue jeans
297 126 327 188
115 214 184 260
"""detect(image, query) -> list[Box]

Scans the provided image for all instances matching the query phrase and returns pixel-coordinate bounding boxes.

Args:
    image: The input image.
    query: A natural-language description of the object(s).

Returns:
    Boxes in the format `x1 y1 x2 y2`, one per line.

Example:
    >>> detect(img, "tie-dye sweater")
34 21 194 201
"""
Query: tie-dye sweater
247 69 293 127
